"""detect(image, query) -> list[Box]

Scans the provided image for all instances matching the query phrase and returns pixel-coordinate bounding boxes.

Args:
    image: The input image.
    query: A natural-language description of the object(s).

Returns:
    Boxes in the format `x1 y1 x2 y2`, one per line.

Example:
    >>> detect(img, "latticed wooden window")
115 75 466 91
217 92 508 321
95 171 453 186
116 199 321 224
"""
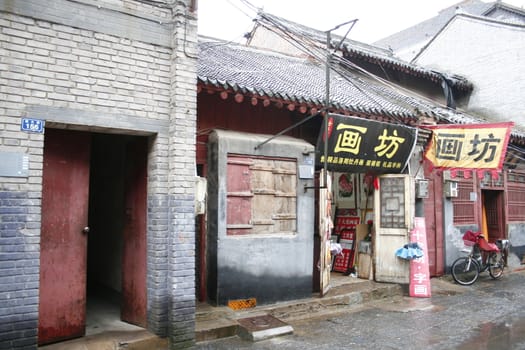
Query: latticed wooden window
379 176 406 228
226 154 297 235
507 171 525 222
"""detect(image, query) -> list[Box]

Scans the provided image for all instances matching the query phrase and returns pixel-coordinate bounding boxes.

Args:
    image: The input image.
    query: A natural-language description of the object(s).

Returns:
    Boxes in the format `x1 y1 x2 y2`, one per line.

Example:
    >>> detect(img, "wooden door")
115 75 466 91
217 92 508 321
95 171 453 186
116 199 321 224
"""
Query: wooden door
121 137 148 326
226 156 253 236
373 175 413 284
483 190 505 241
318 170 332 296
39 129 91 345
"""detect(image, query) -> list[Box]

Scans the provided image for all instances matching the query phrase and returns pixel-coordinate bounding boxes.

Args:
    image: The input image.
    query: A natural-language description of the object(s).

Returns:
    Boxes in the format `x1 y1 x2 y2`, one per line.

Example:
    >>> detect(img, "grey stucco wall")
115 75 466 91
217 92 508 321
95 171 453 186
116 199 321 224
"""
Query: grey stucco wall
207 130 315 305
414 15 525 128
508 223 525 267
0 1 197 348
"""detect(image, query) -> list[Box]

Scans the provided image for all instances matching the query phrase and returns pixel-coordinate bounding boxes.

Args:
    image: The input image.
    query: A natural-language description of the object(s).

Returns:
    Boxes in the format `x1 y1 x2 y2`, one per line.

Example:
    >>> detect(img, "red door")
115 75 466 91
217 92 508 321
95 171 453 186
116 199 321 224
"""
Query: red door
39 129 91 345
121 137 147 326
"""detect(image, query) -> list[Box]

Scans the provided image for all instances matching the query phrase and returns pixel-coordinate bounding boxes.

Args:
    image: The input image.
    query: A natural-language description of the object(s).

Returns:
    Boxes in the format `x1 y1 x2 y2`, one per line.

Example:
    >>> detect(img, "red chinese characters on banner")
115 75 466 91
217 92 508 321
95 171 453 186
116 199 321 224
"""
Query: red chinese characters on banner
332 246 352 272
409 217 431 298
334 215 360 239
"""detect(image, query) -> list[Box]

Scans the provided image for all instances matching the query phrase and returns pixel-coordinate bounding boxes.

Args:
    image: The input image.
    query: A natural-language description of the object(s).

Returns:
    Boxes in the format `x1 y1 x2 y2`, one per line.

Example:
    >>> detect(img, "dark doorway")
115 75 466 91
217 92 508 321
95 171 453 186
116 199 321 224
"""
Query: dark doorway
482 190 505 242
39 130 148 345
87 133 148 330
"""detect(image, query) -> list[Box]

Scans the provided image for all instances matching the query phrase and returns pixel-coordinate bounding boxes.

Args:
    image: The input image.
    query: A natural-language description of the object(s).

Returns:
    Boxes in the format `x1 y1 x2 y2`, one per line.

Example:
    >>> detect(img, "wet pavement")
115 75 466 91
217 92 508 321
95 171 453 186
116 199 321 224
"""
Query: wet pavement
196 269 525 349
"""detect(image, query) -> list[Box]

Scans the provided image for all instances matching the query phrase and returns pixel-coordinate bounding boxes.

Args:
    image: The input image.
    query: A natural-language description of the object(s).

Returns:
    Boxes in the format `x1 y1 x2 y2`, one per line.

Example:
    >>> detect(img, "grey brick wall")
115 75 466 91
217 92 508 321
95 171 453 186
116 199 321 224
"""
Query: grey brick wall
0 0 197 348
167 1 198 347
0 191 40 350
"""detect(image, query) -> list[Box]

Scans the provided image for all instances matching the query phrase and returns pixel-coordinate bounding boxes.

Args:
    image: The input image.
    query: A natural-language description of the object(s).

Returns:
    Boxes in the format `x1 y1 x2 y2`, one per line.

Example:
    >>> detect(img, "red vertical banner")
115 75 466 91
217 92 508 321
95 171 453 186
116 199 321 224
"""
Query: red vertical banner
332 210 359 273
409 217 431 297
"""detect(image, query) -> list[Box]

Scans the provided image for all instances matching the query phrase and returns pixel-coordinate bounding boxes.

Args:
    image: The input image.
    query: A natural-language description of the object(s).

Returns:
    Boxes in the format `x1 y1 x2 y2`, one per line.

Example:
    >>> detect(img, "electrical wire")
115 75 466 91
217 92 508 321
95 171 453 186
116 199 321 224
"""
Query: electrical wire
256 10 525 166
254 11 509 129
202 1 525 166
225 0 258 19
254 14 423 122
197 0 260 52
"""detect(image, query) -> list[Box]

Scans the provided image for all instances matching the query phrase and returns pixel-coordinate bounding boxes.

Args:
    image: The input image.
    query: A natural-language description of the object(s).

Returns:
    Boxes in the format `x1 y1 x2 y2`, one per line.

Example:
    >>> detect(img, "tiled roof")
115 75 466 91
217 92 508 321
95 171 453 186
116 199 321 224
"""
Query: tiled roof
197 36 525 145
484 2 525 23
198 37 437 120
373 1 525 56
254 12 472 91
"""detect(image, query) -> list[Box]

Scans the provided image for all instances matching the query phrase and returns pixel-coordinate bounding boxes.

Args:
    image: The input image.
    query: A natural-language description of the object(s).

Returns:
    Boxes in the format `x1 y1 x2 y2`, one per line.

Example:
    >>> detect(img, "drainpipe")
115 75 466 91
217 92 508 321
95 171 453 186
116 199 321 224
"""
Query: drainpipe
437 73 456 109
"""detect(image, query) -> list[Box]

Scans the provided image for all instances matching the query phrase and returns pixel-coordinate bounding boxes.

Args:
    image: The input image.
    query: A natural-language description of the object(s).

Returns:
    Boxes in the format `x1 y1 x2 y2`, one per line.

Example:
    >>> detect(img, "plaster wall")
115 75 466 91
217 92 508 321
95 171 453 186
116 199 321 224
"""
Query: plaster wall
207 130 315 305
414 15 525 128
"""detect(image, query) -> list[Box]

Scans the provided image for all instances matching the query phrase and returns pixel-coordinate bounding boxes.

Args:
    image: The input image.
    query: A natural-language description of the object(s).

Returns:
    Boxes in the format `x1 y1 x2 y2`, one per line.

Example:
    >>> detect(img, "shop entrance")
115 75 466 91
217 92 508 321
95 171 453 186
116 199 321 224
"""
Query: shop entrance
38 129 147 345
482 189 505 241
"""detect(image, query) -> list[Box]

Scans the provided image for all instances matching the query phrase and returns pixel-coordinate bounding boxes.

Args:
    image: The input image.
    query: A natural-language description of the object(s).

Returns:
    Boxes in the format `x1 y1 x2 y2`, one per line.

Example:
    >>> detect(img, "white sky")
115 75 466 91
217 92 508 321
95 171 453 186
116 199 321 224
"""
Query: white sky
197 0 525 43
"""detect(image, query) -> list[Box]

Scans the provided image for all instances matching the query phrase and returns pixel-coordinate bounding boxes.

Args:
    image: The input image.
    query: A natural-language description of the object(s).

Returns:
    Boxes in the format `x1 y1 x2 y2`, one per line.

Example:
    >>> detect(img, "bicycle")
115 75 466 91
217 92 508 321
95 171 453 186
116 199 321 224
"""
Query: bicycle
451 230 509 286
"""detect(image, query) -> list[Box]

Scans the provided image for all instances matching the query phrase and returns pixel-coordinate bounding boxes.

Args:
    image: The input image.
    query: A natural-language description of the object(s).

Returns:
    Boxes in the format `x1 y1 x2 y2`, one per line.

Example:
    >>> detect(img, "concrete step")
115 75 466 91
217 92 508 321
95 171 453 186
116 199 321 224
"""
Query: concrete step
39 330 167 350
195 276 405 343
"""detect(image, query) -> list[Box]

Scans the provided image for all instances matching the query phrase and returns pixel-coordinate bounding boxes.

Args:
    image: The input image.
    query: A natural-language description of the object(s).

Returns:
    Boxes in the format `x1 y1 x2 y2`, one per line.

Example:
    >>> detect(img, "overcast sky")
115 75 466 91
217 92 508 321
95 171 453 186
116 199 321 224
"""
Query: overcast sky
197 0 525 43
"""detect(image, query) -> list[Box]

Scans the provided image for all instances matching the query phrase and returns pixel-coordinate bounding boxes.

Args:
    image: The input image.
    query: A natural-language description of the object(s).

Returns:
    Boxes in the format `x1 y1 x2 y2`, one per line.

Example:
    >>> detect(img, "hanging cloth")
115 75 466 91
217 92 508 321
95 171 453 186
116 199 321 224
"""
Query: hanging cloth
395 242 424 260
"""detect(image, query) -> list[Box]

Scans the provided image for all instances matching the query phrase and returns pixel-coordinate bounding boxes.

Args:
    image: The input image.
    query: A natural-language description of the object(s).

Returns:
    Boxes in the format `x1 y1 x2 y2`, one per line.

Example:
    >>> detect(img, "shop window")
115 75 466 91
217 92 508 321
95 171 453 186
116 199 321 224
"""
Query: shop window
226 154 297 235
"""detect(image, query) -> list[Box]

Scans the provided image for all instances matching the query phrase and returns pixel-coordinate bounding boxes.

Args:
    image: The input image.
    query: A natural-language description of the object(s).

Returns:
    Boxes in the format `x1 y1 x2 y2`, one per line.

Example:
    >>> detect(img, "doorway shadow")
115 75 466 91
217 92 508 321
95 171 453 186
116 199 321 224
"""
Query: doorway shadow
86 285 142 336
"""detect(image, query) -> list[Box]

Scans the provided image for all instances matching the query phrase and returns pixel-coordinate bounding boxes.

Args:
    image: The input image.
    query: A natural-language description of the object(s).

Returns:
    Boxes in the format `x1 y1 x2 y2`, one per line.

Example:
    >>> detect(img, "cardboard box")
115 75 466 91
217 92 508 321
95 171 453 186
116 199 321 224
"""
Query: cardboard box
358 253 372 280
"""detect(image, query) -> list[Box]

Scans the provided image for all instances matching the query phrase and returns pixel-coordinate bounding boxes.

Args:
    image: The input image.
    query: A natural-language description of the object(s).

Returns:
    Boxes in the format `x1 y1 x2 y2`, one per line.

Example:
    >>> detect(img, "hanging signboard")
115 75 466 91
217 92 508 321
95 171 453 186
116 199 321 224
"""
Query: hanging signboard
424 122 513 171
316 114 418 174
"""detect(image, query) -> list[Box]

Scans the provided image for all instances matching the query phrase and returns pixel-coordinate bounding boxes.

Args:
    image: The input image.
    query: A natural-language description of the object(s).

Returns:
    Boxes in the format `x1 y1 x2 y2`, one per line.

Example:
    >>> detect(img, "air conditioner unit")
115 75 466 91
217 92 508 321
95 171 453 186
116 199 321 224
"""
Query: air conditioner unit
415 179 429 199
444 181 458 198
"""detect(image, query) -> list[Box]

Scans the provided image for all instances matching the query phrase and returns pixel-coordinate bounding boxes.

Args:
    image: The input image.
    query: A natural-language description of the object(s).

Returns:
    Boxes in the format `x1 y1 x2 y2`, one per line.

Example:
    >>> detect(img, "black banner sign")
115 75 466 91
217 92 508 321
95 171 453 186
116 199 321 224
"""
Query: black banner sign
316 114 418 174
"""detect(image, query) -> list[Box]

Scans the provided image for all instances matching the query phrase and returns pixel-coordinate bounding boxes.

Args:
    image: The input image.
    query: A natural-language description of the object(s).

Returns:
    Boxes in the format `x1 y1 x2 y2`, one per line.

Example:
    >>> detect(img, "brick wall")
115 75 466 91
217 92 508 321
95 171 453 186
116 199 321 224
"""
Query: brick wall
0 0 197 348
167 1 198 346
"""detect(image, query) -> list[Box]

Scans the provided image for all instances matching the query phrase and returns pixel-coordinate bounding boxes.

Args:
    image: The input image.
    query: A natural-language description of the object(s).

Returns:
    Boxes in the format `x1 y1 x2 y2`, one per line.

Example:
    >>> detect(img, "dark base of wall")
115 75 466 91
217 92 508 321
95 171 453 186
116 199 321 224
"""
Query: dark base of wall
212 266 312 306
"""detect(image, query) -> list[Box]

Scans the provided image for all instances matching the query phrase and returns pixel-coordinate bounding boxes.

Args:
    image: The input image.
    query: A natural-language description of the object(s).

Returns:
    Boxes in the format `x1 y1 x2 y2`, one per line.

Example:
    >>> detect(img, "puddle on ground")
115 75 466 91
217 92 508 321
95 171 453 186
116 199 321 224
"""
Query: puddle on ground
455 316 525 349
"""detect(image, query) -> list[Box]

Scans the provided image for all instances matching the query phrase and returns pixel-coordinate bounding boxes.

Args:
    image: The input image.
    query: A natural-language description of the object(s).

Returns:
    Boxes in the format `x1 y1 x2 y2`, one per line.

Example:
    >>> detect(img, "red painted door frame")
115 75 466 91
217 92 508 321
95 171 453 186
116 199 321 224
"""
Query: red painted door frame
39 129 91 345
121 137 148 326
424 166 444 276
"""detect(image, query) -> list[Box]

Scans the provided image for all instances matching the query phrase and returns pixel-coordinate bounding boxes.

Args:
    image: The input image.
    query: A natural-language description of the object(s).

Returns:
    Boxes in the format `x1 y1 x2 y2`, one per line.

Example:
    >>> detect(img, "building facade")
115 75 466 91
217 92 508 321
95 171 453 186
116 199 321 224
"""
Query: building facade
0 0 198 348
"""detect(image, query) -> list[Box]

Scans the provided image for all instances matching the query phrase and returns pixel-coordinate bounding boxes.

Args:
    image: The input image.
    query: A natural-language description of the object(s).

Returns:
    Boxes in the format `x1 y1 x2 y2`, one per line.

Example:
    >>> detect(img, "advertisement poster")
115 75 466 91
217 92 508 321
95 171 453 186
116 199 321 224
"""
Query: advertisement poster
335 172 356 208
332 209 359 273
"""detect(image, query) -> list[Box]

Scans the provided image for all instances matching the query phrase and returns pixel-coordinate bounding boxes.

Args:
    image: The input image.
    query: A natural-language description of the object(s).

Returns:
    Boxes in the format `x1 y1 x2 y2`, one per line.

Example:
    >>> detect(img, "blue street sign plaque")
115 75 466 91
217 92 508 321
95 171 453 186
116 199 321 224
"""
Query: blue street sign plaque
21 118 44 133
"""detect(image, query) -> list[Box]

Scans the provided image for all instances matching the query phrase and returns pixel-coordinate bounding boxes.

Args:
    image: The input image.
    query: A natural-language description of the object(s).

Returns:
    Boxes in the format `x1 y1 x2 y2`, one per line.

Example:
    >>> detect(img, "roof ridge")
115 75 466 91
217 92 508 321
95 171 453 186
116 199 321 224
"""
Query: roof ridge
198 35 322 63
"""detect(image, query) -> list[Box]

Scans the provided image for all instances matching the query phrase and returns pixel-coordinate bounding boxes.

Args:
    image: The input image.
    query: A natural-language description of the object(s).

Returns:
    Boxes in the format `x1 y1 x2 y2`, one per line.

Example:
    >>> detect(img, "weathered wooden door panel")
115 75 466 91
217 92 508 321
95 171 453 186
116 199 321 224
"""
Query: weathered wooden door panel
121 137 148 327
374 175 412 284
483 190 505 241
319 170 332 296
39 129 91 345
226 156 253 235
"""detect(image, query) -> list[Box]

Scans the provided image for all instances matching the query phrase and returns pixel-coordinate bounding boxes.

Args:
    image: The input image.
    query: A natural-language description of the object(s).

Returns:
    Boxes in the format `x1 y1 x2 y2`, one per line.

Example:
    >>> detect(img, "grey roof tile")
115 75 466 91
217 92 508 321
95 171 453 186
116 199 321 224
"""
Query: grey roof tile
196 35 525 145
199 36 456 121
254 12 472 91
373 0 525 54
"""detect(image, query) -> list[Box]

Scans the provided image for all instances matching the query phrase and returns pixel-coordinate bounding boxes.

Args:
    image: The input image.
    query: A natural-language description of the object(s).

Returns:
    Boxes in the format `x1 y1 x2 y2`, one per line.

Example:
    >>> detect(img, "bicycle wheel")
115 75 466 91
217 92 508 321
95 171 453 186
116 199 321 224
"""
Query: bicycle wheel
489 252 504 279
451 257 480 285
